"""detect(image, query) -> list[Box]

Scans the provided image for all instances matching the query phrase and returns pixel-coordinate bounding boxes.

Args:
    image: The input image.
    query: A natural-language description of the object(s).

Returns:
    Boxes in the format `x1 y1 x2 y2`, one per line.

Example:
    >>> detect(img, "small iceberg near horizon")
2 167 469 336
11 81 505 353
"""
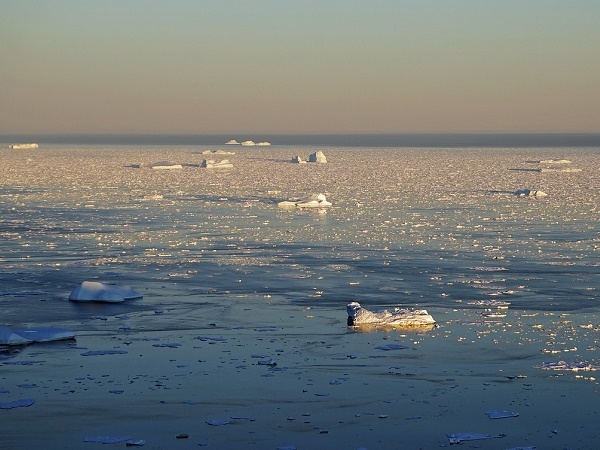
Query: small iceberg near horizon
9 143 39 150
308 151 327 163
225 139 240 145
68 281 143 303
278 193 332 208
347 302 436 329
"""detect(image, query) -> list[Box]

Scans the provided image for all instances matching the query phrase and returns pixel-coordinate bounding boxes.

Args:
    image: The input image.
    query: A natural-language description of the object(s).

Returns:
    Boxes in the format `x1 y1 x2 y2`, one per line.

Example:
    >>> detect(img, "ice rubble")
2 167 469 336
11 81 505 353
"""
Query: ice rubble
514 189 548 198
346 302 436 328
68 281 143 303
201 159 234 169
0 326 75 346
278 193 332 208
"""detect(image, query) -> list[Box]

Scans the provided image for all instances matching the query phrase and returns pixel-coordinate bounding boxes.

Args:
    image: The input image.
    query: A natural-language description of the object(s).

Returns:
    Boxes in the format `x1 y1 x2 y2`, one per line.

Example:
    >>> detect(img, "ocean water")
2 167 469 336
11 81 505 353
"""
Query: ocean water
1 140 599 448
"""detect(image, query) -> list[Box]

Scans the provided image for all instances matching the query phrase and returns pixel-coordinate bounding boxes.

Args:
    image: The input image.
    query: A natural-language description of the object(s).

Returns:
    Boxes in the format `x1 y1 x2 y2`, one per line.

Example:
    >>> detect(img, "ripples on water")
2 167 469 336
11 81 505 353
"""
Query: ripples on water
0 145 598 353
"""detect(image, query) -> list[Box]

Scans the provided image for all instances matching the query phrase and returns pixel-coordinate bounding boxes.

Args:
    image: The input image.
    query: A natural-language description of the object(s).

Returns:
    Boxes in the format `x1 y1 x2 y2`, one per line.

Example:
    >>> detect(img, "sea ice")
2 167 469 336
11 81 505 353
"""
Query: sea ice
83 436 134 444
0 398 35 409
148 161 183 169
201 159 234 169
0 326 33 345
13 327 75 343
514 189 548 198
308 151 327 163
69 281 143 303
278 193 332 208
447 433 506 444
347 302 436 328
485 409 519 419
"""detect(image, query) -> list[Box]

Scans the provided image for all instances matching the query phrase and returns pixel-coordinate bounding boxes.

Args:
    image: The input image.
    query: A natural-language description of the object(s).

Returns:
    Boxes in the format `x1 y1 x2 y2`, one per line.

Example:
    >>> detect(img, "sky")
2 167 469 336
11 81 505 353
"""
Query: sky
1 0 599 135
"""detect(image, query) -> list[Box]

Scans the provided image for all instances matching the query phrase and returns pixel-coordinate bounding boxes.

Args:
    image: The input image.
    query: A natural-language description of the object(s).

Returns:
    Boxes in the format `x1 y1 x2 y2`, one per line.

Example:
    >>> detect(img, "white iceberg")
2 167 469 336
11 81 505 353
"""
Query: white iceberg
201 159 234 169
291 155 306 164
514 189 548 198
241 140 256 146
278 193 332 208
308 151 327 163
347 302 436 328
9 143 39 149
69 281 143 303
256 141 271 146
225 139 240 145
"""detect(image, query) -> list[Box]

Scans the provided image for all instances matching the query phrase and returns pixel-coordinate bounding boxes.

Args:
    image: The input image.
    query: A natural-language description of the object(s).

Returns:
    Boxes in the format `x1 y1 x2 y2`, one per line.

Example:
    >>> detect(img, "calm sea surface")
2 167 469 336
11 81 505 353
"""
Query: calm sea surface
1 139 600 448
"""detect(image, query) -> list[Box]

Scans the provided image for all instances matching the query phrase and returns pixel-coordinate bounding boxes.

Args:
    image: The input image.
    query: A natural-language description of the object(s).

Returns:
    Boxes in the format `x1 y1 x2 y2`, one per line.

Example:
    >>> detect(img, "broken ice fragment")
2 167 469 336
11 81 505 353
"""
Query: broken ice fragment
375 344 409 351
206 419 231 426
81 350 128 356
485 409 519 419
447 433 506 444
0 327 33 346
347 302 435 328
83 436 133 444
0 398 35 409
69 281 142 303
14 327 75 343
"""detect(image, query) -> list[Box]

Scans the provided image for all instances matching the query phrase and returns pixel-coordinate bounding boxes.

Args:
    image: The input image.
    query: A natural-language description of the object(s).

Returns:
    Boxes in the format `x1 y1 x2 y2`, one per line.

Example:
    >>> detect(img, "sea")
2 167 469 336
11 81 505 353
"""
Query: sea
1 133 599 448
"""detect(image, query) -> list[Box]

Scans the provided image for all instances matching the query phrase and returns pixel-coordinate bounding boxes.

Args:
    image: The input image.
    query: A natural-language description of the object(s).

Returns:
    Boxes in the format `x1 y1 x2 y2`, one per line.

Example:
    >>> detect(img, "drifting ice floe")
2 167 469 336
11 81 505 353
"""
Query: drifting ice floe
0 326 75 346
514 189 548 198
346 302 436 328
278 193 332 208
9 143 39 149
201 159 234 169
149 161 183 170
68 281 143 303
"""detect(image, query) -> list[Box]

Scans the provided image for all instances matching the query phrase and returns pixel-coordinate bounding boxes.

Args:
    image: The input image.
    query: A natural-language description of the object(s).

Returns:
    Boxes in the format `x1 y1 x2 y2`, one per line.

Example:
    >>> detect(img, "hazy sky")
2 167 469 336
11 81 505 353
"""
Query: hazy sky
2 0 599 134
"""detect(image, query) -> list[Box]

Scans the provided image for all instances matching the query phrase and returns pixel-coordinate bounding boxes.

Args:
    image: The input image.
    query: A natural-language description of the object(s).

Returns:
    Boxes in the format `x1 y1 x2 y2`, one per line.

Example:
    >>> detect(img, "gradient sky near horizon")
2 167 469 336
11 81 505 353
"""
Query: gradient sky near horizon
2 0 599 135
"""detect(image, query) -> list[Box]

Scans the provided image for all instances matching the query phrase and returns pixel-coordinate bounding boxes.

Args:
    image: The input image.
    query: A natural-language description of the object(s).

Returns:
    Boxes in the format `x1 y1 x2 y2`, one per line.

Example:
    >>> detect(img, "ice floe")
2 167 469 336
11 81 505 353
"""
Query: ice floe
201 159 234 169
535 360 600 371
202 149 235 155
0 326 75 346
277 193 332 208
514 188 548 198
346 302 436 328
0 398 35 409
485 409 519 419
9 143 39 149
68 281 143 303
447 433 506 444
148 161 183 170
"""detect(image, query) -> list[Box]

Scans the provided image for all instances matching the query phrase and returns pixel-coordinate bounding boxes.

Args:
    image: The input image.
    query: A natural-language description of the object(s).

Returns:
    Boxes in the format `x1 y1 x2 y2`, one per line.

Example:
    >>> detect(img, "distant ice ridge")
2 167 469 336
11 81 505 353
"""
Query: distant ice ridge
69 281 143 303
346 302 436 328
278 193 332 208
9 143 38 149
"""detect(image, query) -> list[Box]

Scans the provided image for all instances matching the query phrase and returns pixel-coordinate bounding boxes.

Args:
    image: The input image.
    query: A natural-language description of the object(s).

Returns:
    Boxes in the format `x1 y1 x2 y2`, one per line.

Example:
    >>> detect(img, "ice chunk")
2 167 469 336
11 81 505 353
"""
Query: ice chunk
447 433 506 444
13 327 75 343
514 189 548 198
69 281 142 303
291 155 306 164
308 151 327 163
485 409 519 419
278 194 331 208
0 398 35 409
83 436 133 444
201 159 233 169
0 326 33 345
149 161 182 169
347 302 436 328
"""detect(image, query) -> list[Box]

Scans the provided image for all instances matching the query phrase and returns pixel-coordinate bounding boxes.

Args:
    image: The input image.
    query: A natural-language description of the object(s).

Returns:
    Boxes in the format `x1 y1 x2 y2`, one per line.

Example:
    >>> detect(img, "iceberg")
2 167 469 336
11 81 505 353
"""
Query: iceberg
347 302 436 328
68 281 143 303
308 151 327 163
256 141 271 146
149 161 182 170
241 140 256 146
514 189 548 198
9 143 39 149
278 193 332 208
225 139 240 145
291 155 307 164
